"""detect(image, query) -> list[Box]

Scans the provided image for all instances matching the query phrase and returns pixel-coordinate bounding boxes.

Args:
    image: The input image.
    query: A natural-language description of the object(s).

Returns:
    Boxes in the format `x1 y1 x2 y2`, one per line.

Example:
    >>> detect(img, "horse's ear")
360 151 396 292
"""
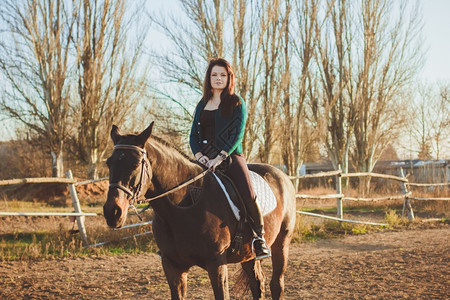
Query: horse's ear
111 125 122 145
136 122 154 147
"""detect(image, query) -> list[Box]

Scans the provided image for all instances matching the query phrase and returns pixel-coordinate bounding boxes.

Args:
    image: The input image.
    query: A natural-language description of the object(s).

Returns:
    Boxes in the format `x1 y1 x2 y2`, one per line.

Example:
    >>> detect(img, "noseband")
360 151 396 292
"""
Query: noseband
109 144 150 208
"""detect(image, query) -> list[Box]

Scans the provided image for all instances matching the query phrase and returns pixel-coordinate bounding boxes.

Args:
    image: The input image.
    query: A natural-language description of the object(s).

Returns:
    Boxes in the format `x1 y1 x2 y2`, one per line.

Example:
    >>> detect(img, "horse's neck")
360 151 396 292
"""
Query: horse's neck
146 138 202 196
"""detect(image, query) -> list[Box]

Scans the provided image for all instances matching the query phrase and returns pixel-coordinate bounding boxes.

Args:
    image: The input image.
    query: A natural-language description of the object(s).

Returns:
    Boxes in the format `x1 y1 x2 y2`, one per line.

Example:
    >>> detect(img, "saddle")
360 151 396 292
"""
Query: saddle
212 171 277 221
212 171 277 255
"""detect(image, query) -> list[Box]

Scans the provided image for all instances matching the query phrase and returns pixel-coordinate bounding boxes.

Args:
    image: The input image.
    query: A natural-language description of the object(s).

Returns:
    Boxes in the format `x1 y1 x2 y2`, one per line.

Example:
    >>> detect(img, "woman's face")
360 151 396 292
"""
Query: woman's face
210 65 228 92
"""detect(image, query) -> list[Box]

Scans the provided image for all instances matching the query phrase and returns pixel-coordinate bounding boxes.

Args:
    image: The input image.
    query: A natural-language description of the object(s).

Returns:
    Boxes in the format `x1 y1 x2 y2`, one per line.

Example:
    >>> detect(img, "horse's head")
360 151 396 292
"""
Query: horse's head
103 122 154 228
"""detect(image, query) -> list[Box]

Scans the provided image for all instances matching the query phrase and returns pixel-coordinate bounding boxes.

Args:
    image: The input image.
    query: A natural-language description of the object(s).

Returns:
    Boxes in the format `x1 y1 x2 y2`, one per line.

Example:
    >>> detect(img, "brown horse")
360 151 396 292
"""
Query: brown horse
103 122 296 300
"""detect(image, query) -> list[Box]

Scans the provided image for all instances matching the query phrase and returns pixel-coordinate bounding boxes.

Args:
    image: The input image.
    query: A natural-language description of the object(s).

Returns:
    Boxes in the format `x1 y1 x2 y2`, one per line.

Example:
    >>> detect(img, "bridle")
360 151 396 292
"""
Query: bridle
109 144 150 209
108 143 210 218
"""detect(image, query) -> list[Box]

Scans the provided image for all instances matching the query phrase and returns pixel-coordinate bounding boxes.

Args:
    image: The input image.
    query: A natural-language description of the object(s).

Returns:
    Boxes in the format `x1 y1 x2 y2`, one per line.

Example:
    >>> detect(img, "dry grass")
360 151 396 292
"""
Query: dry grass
0 205 157 261
0 217 158 261
384 209 404 226
291 214 389 243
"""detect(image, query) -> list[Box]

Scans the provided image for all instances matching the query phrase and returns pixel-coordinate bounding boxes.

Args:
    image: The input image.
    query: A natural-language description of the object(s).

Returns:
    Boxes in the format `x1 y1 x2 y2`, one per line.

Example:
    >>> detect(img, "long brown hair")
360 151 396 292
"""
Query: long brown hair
201 58 241 117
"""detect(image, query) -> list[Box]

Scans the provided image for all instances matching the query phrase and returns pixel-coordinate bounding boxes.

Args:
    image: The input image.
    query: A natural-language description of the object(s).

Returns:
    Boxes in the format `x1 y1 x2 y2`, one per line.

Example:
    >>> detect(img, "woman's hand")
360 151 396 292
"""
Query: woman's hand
198 155 210 166
206 157 223 171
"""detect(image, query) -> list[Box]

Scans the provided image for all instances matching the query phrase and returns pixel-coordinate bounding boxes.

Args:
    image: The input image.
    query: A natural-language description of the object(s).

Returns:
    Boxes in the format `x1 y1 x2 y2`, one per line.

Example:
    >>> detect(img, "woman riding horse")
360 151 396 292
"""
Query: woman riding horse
189 58 270 260
103 60 297 299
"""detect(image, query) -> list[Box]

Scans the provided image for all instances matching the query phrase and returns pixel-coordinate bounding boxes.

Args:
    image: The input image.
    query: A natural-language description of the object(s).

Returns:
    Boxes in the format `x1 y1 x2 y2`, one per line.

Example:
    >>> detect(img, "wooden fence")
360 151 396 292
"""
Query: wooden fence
1 167 448 247
0 170 102 245
291 167 449 224
0 171 151 248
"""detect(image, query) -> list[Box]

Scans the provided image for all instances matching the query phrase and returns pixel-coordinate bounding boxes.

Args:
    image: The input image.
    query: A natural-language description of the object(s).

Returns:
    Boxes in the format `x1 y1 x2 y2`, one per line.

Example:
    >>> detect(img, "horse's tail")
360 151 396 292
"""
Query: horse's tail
233 268 250 298
233 260 265 298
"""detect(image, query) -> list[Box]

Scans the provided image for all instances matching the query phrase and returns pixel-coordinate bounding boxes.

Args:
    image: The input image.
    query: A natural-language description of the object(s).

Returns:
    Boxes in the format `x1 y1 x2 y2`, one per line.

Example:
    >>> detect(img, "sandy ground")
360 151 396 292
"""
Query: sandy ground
1 182 448 299
1 225 448 299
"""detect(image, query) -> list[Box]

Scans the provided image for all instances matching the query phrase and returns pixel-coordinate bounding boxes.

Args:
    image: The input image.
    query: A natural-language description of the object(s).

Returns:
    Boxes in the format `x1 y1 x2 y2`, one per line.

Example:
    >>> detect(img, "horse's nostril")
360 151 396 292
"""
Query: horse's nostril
114 207 122 219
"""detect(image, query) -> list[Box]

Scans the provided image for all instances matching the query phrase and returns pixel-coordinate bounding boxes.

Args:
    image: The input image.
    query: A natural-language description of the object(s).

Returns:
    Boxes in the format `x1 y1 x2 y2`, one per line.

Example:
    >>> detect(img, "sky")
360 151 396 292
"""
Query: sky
418 0 450 82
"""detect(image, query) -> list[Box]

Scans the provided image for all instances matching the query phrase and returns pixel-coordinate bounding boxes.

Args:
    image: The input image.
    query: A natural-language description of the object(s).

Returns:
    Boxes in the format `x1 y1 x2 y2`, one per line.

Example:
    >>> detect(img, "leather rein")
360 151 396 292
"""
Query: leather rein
109 144 209 216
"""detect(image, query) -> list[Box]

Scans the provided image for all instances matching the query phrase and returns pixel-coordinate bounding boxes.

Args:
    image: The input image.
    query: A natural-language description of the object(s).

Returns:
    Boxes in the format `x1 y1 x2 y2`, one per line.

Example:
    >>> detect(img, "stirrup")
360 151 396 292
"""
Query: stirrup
251 237 271 260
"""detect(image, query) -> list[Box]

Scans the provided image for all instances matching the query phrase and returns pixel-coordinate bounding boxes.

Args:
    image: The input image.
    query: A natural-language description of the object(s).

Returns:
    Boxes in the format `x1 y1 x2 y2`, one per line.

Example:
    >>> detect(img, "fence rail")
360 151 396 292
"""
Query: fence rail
296 194 344 200
407 182 450 187
296 211 388 226
342 192 411 202
0 170 104 245
341 172 408 182
294 167 448 222
0 212 97 216
289 170 342 179
0 177 76 186
408 197 450 201
75 177 108 186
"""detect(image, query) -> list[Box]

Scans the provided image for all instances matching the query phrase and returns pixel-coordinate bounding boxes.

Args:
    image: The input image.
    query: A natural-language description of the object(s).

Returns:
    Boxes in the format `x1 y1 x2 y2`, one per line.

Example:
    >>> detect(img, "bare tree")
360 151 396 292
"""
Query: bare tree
409 82 450 159
181 0 225 59
314 0 355 177
149 0 226 93
433 83 450 159
342 0 424 194
351 0 423 173
74 0 148 179
231 0 264 159
411 84 434 159
0 0 76 177
281 0 318 181
256 0 284 163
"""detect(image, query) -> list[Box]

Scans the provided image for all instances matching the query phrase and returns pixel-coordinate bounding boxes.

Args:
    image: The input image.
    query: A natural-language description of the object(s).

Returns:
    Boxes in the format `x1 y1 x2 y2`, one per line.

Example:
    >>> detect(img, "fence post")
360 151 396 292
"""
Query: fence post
399 167 414 220
65 170 89 245
336 167 343 219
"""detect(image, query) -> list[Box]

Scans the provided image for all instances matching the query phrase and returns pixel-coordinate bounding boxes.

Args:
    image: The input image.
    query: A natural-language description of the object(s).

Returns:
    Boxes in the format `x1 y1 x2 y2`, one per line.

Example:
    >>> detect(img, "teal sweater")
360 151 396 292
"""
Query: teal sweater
189 96 247 156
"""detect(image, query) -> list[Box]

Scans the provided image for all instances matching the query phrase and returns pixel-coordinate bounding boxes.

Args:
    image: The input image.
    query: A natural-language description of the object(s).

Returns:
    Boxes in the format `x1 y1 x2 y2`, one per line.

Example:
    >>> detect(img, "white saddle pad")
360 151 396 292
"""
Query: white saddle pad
212 171 277 221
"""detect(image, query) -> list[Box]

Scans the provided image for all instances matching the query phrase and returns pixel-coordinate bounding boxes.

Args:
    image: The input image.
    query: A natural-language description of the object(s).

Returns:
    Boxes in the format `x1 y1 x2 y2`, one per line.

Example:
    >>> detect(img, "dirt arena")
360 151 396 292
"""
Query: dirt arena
1 225 448 299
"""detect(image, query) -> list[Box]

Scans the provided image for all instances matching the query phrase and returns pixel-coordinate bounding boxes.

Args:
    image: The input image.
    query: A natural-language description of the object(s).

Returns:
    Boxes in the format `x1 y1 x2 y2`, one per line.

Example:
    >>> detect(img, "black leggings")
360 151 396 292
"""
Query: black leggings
225 154 257 204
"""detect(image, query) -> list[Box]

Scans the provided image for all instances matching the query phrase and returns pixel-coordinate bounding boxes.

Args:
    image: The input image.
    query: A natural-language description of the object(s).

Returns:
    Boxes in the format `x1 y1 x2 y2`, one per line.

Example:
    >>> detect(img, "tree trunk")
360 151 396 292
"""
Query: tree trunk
87 147 99 179
51 148 64 178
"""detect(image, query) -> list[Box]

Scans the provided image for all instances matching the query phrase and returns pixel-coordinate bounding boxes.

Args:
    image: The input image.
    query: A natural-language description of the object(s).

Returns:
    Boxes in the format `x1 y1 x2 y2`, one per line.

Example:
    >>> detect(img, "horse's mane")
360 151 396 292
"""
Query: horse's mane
118 130 194 163
147 134 205 206
149 135 196 163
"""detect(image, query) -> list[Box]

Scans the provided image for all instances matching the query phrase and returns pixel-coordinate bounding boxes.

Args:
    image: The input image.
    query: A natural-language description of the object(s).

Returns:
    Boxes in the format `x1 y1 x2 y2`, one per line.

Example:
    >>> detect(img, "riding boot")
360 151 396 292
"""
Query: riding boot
245 198 271 260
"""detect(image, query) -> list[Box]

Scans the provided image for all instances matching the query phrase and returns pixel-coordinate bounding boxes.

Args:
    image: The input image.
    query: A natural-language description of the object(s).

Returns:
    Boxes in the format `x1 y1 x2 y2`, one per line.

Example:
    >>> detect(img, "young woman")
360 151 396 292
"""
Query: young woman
189 58 270 260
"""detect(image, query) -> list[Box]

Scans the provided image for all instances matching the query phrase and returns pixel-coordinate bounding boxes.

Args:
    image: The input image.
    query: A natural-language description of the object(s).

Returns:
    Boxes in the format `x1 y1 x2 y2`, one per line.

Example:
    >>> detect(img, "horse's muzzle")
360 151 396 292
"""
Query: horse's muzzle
103 189 128 228
103 205 123 228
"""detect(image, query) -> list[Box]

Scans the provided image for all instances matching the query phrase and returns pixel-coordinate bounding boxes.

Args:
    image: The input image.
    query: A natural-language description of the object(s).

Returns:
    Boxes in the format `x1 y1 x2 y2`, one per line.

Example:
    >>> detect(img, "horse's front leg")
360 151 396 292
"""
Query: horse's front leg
161 256 189 300
206 258 229 300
